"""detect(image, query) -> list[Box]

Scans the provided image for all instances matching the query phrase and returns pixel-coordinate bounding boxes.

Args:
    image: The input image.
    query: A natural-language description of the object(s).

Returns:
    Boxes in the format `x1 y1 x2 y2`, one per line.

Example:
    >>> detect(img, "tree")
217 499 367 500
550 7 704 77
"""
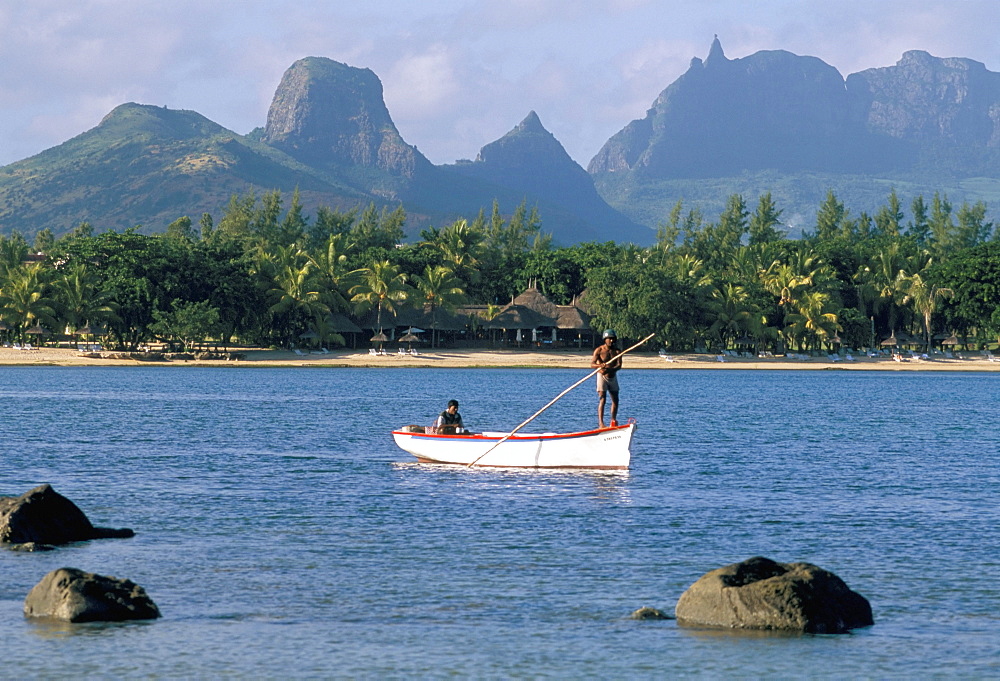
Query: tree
784 291 841 351
748 193 784 245
349 203 406 263
308 205 357 250
54 229 177 349
0 234 29 281
955 201 993 250
433 218 484 287
874 189 904 238
51 261 120 337
931 242 1000 339
33 228 55 253
0 263 57 341
150 300 221 351
584 261 698 349
308 233 355 314
854 241 910 336
265 245 328 346
349 260 410 333
412 265 466 347
165 216 196 242
901 272 953 351
907 195 930 244
707 283 757 350
813 190 850 242
928 192 955 258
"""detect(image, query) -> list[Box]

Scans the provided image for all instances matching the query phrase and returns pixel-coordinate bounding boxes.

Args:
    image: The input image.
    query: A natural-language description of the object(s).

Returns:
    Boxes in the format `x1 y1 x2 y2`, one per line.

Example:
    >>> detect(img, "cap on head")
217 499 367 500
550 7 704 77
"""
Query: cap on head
447 399 459 408
602 329 617 339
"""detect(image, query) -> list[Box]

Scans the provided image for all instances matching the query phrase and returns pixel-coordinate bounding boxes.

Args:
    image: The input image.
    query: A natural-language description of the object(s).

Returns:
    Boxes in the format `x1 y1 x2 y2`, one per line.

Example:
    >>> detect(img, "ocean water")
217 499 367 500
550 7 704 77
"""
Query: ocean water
1 366 998 678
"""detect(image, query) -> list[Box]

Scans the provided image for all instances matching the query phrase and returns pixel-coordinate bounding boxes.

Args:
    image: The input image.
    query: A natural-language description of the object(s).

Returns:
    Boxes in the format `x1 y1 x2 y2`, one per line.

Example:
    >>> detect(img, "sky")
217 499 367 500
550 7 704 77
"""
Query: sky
2 0 998 169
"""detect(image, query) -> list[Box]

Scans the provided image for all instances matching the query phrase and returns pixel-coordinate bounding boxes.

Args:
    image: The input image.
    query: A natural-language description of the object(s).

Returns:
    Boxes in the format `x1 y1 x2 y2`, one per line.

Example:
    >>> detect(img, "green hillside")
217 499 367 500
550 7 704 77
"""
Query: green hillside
0 103 369 237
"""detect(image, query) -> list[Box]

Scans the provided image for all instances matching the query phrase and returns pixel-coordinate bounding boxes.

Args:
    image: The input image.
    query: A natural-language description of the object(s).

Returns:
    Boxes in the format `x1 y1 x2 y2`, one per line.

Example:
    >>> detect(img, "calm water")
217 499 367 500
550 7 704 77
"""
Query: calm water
1 366 998 678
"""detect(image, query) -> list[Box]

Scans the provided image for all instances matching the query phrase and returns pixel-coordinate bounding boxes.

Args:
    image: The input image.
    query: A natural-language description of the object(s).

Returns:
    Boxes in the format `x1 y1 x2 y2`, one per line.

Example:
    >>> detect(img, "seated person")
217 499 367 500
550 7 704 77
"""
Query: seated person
434 399 466 434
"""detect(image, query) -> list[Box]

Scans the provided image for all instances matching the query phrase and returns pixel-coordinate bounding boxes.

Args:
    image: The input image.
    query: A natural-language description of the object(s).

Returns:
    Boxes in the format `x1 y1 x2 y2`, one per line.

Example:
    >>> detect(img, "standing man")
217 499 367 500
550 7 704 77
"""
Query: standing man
591 329 622 428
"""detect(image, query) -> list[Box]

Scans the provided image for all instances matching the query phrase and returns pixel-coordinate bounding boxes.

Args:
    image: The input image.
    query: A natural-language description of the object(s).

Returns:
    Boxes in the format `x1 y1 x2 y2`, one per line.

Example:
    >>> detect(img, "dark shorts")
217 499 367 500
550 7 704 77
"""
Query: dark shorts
596 372 619 395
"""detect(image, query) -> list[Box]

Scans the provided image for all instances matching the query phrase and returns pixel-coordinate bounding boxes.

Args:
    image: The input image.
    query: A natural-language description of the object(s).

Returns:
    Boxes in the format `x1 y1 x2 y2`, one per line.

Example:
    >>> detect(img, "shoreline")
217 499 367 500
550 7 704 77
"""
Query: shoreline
1 346 998 371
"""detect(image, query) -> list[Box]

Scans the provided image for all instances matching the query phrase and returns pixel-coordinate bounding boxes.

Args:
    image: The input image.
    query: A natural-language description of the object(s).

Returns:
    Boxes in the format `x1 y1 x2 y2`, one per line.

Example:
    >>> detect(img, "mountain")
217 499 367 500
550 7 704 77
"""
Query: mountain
446 111 649 243
846 50 1000 174
260 57 433 193
590 38 1000 232
0 56 651 245
0 103 368 234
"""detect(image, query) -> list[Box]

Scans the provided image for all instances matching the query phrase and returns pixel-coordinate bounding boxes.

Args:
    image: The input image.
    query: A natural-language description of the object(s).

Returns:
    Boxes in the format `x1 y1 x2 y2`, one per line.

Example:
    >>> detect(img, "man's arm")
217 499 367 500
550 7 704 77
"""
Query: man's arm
590 347 605 370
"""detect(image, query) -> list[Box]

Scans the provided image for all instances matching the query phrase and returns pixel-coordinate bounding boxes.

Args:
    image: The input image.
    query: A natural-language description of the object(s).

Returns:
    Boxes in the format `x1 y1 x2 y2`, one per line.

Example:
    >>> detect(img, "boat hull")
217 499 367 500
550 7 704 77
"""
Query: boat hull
391 423 634 469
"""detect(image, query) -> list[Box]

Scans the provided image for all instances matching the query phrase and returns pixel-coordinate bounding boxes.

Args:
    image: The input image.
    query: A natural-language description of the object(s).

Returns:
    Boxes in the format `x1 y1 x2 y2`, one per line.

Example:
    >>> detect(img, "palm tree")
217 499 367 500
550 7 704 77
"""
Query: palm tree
266 245 328 345
308 233 354 313
854 243 918 341
434 219 484 286
51 261 120 340
707 284 756 351
901 273 953 351
412 265 466 348
482 303 503 347
0 264 57 342
349 260 410 335
784 291 841 351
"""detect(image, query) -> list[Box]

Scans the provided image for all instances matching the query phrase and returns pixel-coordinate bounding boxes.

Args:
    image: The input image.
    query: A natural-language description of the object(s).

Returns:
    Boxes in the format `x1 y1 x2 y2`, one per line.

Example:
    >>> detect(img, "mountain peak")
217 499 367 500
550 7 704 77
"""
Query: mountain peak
517 111 545 133
706 35 727 65
261 56 427 177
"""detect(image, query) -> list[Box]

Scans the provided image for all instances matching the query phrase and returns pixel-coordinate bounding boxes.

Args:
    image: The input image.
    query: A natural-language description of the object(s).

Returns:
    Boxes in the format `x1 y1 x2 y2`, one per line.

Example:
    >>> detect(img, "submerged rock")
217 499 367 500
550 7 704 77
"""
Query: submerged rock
675 556 873 634
7 542 55 552
0 484 134 545
629 606 672 620
24 567 160 622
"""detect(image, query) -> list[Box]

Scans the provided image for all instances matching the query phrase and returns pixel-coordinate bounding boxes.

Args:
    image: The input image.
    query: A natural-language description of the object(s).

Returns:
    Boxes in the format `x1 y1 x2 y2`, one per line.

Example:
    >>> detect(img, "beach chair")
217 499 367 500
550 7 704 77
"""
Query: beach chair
409 348 419 356
662 354 676 362
397 347 407 356
716 355 726 362
293 349 306 356
377 348 387 356
944 351 954 359
13 343 22 350
368 348 378 356
23 343 33 351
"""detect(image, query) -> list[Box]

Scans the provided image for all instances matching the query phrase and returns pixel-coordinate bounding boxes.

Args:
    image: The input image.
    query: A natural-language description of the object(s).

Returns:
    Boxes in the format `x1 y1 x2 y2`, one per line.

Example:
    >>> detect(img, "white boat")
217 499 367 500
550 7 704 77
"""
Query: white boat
391 422 635 469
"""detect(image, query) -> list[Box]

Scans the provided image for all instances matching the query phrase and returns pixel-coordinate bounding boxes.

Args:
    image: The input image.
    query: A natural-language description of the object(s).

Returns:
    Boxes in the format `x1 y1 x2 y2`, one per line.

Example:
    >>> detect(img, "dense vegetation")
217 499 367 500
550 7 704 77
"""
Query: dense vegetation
1 187 998 353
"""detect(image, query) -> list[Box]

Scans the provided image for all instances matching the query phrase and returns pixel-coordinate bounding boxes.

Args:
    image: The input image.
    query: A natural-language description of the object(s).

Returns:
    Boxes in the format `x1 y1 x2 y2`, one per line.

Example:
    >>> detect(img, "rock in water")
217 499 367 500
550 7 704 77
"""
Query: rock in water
0 484 134 545
675 556 873 633
629 606 672 620
24 568 161 622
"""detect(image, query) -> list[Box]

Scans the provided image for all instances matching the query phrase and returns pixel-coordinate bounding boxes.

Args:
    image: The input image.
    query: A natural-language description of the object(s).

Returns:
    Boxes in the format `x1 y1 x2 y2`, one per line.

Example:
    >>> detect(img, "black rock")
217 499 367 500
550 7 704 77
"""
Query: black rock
24 567 160 622
675 556 873 634
0 484 134 545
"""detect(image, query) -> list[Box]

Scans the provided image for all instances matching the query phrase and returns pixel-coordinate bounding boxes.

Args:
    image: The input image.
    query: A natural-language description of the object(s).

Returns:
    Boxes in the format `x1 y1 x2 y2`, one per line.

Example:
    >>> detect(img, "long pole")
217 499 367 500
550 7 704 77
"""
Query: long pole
467 332 656 468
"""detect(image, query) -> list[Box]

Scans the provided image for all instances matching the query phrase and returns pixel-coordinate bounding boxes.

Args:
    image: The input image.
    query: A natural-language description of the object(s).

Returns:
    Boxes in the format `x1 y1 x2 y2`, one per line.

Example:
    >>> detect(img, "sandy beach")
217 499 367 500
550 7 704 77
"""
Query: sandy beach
1 345 998 371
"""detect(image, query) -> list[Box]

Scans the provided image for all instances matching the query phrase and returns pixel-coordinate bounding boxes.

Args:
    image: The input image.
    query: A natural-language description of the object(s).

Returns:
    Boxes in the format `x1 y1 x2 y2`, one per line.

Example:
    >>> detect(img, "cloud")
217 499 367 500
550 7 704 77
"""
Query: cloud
1 0 999 169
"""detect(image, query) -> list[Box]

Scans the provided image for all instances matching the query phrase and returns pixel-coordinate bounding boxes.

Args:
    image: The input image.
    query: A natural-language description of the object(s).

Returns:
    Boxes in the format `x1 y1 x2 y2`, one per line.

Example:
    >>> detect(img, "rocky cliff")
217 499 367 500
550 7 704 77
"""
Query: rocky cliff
591 38 1000 179
262 57 431 179
846 50 1000 172
589 37 882 177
